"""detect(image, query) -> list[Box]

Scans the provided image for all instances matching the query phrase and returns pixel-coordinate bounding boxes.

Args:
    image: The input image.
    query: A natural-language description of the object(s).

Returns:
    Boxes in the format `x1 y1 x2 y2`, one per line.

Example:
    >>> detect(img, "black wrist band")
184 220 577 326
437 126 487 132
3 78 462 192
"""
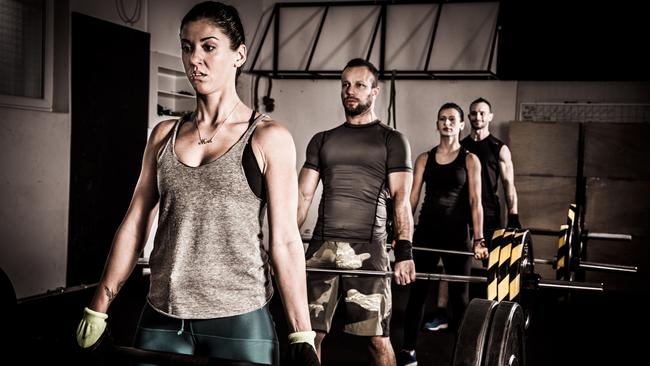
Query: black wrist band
394 239 413 262
473 238 487 248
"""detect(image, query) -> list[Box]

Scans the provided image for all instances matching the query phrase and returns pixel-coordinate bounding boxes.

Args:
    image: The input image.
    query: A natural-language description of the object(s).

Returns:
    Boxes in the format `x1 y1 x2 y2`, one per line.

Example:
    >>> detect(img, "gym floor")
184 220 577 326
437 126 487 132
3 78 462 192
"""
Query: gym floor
8 269 646 366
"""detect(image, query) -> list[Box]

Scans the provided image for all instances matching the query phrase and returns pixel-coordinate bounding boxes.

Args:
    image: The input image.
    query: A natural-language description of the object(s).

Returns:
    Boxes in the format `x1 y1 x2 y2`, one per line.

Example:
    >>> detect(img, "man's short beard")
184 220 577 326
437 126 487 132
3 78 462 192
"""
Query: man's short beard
344 99 372 116
470 121 486 130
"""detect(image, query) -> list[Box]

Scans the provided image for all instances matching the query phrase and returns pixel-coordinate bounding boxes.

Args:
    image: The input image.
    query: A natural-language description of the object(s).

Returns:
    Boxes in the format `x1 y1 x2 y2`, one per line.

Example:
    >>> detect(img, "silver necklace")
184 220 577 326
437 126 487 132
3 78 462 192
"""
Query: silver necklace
195 101 240 145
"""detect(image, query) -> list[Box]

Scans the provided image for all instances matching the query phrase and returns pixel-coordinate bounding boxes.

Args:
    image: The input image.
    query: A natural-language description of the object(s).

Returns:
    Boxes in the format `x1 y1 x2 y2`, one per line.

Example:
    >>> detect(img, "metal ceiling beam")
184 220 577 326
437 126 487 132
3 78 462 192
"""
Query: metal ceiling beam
248 1 500 80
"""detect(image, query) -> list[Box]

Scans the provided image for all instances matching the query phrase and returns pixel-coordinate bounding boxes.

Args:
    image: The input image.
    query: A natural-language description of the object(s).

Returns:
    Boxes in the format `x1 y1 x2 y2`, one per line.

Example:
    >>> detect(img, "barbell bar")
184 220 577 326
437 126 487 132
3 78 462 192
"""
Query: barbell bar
306 267 486 283
404 242 638 274
393 228 638 275
307 267 603 292
529 228 632 242
306 266 603 293
554 204 637 281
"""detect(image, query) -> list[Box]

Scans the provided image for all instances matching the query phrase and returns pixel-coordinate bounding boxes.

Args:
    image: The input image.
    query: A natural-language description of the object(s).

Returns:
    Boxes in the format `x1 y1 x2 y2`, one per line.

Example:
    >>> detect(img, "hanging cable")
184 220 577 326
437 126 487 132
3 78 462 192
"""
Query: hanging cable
262 76 275 113
254 74 261 111
387 70 397 129
115 0 142 25
253 75 275 113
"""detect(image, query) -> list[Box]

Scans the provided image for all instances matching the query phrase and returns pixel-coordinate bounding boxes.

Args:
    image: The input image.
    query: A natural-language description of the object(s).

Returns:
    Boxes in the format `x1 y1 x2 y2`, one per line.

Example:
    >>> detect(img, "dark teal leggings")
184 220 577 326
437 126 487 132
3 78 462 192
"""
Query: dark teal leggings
133 302 279 365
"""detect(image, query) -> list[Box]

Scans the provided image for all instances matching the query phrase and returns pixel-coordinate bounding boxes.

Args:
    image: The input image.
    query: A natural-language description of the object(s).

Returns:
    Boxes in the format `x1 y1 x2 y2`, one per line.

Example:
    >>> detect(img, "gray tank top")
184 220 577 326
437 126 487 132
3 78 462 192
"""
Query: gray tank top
148 113 272 319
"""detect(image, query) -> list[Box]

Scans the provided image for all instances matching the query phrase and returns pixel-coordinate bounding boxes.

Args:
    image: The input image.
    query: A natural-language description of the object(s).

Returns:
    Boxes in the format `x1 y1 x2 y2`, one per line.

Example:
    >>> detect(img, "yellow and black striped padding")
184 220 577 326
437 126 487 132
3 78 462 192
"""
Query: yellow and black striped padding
555 224 569 280
497 229 516 301
487 229 504 301
509 229 530 303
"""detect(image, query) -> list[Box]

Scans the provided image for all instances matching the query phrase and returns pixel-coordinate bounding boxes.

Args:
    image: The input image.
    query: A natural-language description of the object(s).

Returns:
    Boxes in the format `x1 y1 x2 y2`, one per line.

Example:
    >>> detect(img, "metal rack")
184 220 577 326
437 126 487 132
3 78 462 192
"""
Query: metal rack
248 1 500 80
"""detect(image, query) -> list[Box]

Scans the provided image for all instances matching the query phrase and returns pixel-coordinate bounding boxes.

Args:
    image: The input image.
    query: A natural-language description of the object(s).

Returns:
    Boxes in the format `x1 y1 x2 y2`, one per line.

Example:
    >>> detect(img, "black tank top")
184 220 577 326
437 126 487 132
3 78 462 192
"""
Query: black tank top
242 111 266 201
461 134 503 218
417 147 470 231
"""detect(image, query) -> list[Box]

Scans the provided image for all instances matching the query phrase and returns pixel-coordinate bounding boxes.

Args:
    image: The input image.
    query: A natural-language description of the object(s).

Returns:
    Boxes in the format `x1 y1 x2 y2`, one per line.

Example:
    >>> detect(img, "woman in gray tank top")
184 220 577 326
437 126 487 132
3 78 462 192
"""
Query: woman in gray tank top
75 2 319 365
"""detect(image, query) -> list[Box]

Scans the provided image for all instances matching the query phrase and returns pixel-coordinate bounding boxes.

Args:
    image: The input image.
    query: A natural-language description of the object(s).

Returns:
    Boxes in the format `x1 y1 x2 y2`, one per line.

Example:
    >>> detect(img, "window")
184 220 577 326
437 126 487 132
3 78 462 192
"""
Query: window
0 0 52 110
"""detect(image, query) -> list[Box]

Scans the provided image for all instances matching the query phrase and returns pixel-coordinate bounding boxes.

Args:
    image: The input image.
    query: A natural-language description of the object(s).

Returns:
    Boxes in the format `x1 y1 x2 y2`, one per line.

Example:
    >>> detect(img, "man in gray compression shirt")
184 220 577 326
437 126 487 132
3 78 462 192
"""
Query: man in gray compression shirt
298 58 416 366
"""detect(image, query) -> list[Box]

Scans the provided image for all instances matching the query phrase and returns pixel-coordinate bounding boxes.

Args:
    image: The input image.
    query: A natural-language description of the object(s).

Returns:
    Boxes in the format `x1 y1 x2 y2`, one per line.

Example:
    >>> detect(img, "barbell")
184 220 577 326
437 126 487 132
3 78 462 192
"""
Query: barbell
529 204 637 281
308 227 602 329
131 233 595 366
398 205 638 283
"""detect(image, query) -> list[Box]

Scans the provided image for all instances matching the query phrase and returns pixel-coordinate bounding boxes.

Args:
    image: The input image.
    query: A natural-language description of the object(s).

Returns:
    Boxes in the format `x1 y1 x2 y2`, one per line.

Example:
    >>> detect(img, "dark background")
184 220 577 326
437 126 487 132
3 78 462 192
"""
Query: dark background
497 0 648 80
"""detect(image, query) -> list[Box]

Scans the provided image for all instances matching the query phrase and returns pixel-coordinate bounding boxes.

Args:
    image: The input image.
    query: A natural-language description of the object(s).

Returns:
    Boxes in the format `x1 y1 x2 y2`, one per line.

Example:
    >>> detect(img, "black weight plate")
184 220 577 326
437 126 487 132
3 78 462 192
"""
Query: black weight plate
516 229 535 330
452 298 498 366
484 301 526 366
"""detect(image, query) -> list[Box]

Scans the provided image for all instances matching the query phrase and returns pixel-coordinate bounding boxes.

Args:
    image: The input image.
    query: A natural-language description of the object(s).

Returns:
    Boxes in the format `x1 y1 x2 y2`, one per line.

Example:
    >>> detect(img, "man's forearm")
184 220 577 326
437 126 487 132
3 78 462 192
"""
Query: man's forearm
297 198 310 228
393 197 413 241
505 184 518 214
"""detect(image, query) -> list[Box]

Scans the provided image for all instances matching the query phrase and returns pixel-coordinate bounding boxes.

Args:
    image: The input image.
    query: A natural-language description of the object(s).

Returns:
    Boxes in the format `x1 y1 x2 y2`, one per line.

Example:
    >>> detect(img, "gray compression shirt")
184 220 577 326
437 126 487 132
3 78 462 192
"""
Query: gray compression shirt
304 120 412 243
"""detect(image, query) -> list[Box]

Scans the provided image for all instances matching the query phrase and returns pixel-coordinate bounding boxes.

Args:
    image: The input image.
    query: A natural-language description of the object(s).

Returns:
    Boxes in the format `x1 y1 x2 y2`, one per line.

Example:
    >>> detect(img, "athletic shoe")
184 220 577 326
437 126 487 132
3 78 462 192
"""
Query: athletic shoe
424 313 449 331
396 350 417 366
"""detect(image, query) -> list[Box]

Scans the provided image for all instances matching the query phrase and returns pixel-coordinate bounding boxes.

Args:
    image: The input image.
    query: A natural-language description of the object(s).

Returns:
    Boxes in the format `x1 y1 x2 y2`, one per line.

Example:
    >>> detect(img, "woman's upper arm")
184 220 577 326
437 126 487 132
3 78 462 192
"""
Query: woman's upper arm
252 120 300 243
466 153 482 198
410 152 428 209
124 120 175 221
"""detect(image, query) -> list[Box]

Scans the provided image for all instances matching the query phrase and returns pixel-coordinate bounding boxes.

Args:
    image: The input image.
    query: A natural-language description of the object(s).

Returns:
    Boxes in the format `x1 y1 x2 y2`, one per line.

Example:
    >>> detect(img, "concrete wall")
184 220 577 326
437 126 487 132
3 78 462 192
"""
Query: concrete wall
0 108 70 298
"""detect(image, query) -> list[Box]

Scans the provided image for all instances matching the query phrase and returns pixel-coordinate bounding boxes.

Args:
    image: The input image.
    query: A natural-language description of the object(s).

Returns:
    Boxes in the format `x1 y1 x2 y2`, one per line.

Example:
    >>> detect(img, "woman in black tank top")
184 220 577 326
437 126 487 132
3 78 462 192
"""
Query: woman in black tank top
397 103 487 363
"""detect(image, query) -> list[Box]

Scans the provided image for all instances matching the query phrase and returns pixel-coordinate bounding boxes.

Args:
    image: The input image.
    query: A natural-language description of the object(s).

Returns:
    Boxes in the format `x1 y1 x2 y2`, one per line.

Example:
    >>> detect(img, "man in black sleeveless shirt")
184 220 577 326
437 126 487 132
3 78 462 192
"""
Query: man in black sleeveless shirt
461 97 520 241
298 58 415 366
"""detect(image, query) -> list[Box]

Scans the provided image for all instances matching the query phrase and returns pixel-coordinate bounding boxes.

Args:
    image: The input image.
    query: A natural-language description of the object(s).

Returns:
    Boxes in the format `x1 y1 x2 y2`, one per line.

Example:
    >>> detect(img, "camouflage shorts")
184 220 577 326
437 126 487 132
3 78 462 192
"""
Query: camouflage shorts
305 240 392 337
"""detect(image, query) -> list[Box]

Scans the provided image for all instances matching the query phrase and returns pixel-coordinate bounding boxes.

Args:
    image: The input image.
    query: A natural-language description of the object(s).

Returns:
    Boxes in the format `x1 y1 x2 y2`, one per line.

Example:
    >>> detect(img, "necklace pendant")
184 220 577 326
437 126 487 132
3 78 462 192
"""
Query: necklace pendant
198 138 212 145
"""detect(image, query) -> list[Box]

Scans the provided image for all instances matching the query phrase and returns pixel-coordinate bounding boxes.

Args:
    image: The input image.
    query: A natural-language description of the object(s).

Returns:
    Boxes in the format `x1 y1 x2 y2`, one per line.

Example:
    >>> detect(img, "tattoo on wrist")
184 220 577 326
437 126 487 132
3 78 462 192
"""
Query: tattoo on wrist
104 281 124 304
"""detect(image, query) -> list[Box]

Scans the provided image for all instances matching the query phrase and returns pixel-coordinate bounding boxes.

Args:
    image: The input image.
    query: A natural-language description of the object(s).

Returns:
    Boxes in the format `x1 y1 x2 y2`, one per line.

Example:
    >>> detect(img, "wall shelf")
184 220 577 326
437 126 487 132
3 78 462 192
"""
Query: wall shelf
149 52 195 128
158 90 194 98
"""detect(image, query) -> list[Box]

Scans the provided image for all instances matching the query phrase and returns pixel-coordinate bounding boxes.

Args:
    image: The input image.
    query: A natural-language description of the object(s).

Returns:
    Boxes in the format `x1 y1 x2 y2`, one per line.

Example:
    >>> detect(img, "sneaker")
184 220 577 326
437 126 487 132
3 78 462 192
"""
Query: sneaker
424 314 449 331
396 350 417 366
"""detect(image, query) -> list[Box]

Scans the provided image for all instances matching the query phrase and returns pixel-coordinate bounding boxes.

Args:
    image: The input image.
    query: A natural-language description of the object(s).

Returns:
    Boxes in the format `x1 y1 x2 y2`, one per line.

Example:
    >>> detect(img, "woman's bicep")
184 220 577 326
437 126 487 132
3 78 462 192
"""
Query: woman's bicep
256 123 300 243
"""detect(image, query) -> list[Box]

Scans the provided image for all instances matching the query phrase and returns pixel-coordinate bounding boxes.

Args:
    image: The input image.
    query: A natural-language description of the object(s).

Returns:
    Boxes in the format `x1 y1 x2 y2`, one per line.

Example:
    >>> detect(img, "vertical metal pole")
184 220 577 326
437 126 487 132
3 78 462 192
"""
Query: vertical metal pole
379 3 387 78
575 122 587 282
273 5 280 77
576 122 586 208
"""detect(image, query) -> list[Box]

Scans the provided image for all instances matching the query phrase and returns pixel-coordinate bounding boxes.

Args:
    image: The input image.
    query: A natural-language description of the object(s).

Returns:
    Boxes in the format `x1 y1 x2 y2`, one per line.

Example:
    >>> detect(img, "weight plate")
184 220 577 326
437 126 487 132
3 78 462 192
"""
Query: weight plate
452 298 498 366
484 301 526 366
